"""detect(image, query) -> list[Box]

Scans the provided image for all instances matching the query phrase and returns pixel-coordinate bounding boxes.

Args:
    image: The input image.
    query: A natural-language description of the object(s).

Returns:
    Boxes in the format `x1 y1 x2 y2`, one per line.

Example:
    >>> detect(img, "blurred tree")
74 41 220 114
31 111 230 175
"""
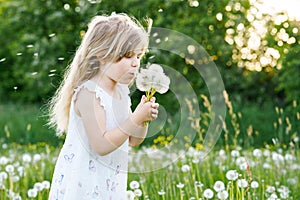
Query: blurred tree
0 0 299 107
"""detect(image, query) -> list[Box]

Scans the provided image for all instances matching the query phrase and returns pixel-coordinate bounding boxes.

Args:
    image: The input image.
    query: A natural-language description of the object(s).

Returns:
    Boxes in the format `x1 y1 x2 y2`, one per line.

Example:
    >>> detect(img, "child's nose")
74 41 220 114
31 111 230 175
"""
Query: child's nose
132 58 139 68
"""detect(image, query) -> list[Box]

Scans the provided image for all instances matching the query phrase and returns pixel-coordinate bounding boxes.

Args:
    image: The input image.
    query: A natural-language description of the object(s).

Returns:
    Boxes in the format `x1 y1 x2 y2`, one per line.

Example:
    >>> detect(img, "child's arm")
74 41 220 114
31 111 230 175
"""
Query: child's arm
128 96 159 146
75 89 157 156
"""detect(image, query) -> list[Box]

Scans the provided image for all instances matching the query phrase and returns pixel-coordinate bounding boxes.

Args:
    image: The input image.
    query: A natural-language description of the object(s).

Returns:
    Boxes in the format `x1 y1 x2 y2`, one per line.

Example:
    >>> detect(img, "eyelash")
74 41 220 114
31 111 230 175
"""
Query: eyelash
124 53 142 59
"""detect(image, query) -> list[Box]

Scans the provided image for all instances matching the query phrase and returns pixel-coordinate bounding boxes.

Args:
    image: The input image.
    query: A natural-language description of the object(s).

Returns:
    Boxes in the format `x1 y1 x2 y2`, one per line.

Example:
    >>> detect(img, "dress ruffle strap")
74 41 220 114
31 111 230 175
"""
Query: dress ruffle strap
72 80 110 110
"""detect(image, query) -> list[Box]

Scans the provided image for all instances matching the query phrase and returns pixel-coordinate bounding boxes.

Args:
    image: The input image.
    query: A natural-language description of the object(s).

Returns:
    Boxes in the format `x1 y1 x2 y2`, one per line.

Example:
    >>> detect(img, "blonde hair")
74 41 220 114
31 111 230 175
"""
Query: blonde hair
48 13 149 135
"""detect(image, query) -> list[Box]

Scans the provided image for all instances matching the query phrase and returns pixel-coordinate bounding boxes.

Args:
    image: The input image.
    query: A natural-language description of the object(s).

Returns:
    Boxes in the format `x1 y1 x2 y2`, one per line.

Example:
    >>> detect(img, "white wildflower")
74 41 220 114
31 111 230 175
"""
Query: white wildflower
195 181 203 188
267 193 278 200
158 189 165 195
213 181 225 192
203 188 214 199
176 182 185 189
266 186 276 193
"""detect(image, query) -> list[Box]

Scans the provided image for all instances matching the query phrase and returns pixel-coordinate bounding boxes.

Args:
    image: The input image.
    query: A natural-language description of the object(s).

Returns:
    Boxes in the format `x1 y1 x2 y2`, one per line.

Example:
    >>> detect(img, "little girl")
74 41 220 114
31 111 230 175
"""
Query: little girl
48 13 159 199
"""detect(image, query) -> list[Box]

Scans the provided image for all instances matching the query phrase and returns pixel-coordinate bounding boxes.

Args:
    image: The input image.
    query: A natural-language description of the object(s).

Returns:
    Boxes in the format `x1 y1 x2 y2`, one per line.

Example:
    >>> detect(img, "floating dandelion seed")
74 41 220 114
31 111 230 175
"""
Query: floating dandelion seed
58 57 65 61
34 52 38 57
27 44 34 48
0 58 6 62
148 55 155 60
16 53 22 56
48 33 56 38
158 8 163 12
31 72 38 76
13 86 18 90
50 69 57 73
48 74 55 77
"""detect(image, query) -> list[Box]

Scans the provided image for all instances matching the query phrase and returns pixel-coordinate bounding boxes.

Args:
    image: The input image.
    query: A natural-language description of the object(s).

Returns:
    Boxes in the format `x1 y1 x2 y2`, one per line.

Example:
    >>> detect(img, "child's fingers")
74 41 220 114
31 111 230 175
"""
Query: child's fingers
151 103 159 109
150 97 156 102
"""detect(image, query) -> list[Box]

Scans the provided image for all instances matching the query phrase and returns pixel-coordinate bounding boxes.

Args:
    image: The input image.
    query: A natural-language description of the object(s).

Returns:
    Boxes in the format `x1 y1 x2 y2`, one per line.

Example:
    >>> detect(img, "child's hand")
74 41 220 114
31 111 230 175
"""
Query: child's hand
131 95 159 126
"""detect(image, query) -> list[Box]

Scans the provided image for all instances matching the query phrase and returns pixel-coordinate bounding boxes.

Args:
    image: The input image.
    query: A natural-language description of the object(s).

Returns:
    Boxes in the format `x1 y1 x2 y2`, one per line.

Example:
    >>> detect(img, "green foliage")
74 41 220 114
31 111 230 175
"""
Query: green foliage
277 42 300 112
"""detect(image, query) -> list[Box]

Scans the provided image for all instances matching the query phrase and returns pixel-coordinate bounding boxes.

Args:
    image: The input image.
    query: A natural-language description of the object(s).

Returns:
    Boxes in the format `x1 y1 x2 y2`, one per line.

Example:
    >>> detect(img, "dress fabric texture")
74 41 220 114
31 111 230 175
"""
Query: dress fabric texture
49 80 131 200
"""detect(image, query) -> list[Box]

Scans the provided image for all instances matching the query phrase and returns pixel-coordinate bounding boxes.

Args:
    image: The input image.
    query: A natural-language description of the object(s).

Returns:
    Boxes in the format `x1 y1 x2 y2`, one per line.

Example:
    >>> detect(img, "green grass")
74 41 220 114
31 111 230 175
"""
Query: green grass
0 142 299 199
0 102 62 146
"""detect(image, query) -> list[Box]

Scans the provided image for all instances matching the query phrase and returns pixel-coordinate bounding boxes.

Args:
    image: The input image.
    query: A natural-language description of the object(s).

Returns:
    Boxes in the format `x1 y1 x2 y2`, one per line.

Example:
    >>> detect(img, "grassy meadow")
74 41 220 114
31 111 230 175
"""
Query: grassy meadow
0 96 299 199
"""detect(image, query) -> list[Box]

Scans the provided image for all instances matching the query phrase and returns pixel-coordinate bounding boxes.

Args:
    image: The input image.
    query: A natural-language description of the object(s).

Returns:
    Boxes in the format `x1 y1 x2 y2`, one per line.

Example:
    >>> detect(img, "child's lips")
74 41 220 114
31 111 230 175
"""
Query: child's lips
129 71 136 77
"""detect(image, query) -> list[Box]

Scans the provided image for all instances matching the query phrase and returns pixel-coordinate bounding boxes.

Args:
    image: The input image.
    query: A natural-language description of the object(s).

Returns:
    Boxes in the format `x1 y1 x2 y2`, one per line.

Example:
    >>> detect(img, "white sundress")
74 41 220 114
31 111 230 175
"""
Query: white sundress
49 80 131 200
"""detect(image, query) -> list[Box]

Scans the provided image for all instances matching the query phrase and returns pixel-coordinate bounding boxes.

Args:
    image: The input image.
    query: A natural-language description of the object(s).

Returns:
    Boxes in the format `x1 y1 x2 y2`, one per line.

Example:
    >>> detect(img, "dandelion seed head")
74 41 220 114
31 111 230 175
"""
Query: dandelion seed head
250 181 259 189
134 188 142 197
237 179 248 188
22 154 32 163
129 180 140 190
181 164 191 172
226 170 238 181
27 188 38 198
33 154 41 162
0 156 9 165
126 190 135 200
217 190 229 200
42 180 51 189
253 149 262 157
0 171 8 180
203 188 214 199
5 164 14 173
34 182 43 191
213 180 225 192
